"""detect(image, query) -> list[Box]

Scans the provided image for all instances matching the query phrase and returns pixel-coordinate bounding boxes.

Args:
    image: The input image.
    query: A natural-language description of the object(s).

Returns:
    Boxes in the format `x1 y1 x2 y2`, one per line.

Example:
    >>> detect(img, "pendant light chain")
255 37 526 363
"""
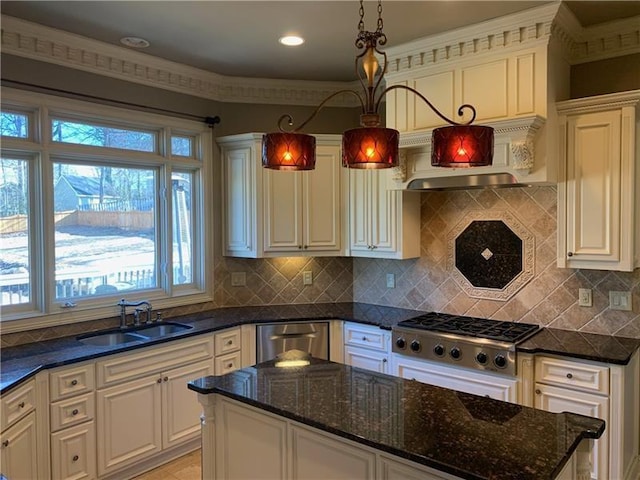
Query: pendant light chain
357 0 384 34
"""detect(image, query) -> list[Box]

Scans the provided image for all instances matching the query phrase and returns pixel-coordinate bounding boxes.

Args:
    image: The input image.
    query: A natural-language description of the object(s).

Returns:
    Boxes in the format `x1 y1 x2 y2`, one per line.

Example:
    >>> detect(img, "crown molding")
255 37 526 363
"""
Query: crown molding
384 1 640 74
0 15 361 107
556 89 640 114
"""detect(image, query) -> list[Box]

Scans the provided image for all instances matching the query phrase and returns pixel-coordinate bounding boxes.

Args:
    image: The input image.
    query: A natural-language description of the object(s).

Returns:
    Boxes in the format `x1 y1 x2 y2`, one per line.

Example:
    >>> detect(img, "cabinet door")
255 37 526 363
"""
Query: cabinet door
565 110 623 267
535 383 609 480
162 360 214 449
369 170 395 252
303 144 342 252
96 376 162 476
349 168 371 253
51 421 96 480
222 144 258 257
344 345 389 374
290 425 376 480
263 168 303 252
0 411 37 480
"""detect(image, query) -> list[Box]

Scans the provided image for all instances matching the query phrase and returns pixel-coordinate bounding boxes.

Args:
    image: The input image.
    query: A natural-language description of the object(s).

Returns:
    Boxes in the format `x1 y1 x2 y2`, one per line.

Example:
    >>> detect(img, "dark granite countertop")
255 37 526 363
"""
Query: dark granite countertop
2 302 639 394
0 302 421 394
188 358 605 480
517 328 640 365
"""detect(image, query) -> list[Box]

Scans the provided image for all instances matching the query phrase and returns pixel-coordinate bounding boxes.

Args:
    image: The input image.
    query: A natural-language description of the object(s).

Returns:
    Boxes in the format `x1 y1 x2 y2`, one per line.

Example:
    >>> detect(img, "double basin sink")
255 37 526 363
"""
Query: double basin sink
77 322 193 346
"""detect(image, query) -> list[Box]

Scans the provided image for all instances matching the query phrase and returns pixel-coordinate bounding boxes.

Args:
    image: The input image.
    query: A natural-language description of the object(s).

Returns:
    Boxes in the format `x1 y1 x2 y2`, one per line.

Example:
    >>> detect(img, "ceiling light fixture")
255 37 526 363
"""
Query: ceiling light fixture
279 35 305 47
263 0 493 171
120 36 150 49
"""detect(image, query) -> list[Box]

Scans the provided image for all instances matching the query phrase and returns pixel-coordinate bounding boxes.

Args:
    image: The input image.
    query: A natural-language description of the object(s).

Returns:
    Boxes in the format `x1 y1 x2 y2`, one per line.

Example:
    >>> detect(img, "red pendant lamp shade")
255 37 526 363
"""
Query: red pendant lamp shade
262 132 316 170
431 125 494 167
342 127 399 169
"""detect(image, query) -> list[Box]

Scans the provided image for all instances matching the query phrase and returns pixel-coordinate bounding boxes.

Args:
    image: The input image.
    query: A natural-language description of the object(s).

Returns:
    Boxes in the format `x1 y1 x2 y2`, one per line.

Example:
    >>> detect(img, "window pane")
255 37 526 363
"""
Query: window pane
52 119 156 152
171 136 193 157
172 172 193 285
53 163 157 300
1 112 29 138
0 158 30 305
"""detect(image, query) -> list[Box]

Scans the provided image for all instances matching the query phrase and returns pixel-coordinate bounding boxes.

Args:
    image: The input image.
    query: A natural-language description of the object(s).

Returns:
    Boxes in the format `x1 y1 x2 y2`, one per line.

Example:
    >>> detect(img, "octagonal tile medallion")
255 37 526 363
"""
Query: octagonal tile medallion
447 211 534 301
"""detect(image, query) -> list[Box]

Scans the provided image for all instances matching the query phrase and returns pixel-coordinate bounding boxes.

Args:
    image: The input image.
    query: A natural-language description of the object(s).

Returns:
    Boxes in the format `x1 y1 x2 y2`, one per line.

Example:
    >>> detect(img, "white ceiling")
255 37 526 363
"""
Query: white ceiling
2 1 639 82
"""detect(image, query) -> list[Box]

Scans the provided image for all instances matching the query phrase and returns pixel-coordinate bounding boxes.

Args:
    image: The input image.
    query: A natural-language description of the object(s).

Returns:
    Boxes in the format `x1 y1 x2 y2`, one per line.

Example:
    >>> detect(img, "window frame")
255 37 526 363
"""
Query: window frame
0 88 213 332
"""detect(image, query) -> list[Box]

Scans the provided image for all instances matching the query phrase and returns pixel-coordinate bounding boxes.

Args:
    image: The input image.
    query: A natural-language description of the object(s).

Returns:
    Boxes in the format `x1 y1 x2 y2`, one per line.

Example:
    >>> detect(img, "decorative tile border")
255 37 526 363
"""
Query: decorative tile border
448 210 535 300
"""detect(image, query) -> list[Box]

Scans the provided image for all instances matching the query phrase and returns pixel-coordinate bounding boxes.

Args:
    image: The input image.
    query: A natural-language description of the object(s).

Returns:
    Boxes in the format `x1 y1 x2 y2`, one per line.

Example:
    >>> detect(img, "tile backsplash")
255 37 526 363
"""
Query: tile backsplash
354 186 640 339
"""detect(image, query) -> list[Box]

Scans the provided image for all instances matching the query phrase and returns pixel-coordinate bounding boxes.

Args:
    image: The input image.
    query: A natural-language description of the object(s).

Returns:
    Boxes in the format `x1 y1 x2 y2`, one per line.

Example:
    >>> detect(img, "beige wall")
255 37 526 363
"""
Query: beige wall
570 53 640 99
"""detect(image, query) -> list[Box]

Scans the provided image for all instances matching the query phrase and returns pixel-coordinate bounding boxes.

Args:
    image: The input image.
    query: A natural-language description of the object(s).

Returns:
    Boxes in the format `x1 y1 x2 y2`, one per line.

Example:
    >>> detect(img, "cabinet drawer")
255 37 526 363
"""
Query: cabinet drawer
215 327 241 355
344 323 388 351
215 351 242 375
1 379 35 431
535 356 609 395
50 363 95 401
96 335 214 388
51 392 95 433
51 420 96 480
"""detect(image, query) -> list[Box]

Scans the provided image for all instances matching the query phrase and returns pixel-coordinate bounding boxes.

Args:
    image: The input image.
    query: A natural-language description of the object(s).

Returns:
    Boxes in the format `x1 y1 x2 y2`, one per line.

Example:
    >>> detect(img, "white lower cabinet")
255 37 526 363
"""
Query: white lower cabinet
95 335 214 477
51 421 96 480
343 323 391 374
534 353 640 480
379 455 451 480
392 354 519 402
0 411 38 480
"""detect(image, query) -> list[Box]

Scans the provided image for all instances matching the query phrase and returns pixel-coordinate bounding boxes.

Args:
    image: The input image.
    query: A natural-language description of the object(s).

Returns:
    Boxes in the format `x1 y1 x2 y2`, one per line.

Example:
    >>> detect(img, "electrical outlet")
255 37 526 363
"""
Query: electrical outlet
609 291 632 311
231 272 246 287
386 273 395 288
578 288 592 307
302 271 313 286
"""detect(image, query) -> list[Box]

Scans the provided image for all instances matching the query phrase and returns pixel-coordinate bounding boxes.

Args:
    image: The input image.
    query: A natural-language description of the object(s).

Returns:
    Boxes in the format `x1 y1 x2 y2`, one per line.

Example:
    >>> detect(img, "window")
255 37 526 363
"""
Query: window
0 89 212 326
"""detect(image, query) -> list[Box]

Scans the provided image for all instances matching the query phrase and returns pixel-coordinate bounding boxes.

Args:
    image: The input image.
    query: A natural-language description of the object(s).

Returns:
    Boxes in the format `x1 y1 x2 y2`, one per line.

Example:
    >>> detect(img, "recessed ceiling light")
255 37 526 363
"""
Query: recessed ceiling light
120 36 150 49
279 35 304 47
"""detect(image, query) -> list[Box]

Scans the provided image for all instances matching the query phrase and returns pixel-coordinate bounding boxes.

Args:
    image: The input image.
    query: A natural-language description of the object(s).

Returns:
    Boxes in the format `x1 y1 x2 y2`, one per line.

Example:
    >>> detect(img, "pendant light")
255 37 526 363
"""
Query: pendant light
263 0 494 171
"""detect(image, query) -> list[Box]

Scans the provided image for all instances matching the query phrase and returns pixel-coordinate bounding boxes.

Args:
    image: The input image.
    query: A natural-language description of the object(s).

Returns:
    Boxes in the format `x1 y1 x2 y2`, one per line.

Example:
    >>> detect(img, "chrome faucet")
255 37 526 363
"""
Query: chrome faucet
117 299 152 328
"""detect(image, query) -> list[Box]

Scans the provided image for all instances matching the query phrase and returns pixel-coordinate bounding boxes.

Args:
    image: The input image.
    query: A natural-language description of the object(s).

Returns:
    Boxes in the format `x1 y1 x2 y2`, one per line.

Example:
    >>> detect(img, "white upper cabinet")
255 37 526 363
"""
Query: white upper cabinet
348 169 420 259
219 133 346 258
557 91 640 272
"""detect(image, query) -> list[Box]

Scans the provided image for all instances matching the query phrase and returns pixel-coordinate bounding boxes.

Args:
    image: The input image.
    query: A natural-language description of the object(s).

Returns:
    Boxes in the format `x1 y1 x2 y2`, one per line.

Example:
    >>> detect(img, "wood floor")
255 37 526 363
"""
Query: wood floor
132 449 201 480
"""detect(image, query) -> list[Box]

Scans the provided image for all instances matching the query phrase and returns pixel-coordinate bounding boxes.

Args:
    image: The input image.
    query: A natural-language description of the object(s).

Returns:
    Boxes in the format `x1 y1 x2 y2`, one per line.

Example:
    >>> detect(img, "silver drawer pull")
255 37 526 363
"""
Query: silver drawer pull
227 363 233 368
566 373 573 379
535 389 542 395
157 378 162 384
70 379 78 386
362 336 368 341
226 340 233 345
270 333 317 340
72 455 79 462
567 252 574 257
72 409 79 416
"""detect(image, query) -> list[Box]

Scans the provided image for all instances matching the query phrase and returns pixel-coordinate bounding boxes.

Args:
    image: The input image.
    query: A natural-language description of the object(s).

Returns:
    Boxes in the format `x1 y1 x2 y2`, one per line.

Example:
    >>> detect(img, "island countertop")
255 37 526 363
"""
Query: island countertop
188 358 605 480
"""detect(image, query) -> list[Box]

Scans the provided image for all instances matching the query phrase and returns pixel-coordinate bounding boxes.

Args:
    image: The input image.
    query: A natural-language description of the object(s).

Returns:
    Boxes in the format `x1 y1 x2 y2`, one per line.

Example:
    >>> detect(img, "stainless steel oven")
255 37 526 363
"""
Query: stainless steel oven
257 322 329 363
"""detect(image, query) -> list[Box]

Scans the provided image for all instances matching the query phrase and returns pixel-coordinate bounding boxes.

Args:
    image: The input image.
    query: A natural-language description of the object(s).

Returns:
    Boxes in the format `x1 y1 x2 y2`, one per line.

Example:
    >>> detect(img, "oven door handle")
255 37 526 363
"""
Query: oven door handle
269 333 318 340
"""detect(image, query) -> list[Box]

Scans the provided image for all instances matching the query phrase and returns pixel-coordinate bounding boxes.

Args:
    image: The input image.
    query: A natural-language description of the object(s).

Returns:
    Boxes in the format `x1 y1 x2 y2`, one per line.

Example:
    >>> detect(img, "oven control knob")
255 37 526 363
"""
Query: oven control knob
494 354 507 368
433 344 445 357
450 347 461 359
410 340 421 352
476 352 488 364
396 337 406 349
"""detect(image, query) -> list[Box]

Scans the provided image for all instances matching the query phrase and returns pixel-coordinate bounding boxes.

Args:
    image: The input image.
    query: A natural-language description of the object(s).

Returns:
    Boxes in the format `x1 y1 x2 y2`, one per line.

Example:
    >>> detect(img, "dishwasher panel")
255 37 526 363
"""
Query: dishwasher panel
257 322 329 363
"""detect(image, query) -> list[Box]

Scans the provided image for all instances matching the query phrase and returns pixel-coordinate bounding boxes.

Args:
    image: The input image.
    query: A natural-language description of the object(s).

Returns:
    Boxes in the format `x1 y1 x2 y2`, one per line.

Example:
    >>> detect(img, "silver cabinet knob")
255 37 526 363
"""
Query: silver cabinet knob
71 379 78 386
163 376 169 382
566 373 573 379
535 389 541 395
382 358 387 363
2 440 9 448
567 252 573 257
72 455 79 462
157 378 162 384
72 409 79 416
18 402 25 409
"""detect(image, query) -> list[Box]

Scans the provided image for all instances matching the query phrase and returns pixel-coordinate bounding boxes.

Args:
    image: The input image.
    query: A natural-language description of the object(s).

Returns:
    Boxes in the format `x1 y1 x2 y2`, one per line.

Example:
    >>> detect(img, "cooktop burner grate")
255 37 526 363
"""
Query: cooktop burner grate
397 312 539 343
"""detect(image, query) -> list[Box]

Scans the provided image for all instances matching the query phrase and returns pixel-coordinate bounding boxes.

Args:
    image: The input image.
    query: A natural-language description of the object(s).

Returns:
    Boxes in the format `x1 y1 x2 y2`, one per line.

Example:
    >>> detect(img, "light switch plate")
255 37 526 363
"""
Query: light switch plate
609 291 632 311
578 288 592 307
386 273 395 289
302 271 313 286
231 272 246 287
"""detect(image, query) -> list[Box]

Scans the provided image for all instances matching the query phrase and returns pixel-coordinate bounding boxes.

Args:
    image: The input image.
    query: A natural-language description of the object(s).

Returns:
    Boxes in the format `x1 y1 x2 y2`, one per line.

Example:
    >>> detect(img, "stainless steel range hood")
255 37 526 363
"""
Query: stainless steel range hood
406 173 524 191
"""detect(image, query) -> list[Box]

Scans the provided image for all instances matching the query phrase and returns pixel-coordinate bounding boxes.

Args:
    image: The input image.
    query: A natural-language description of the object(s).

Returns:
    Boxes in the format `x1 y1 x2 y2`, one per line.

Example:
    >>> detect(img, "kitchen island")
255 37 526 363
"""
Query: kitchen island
188 355 604 480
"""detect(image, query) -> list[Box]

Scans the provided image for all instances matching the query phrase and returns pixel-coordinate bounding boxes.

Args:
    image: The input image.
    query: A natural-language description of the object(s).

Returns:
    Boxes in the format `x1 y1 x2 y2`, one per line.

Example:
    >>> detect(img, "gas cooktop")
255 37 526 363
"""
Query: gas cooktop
392 312 541 376
396 312 540 343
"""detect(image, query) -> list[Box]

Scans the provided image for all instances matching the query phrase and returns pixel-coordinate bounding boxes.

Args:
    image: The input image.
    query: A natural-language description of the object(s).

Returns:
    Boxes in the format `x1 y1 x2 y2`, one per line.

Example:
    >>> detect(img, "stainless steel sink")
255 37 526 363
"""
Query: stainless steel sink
134 322 193 338
77 322 192 346
78 331 148 346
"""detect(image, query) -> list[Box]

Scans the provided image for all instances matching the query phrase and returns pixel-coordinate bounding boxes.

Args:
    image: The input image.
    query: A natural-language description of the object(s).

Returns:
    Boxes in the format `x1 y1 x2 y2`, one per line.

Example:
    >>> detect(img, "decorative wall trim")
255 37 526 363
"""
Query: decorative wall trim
0 15 361 107
447 211 535 301
569 15 640 65
556 89 640 115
